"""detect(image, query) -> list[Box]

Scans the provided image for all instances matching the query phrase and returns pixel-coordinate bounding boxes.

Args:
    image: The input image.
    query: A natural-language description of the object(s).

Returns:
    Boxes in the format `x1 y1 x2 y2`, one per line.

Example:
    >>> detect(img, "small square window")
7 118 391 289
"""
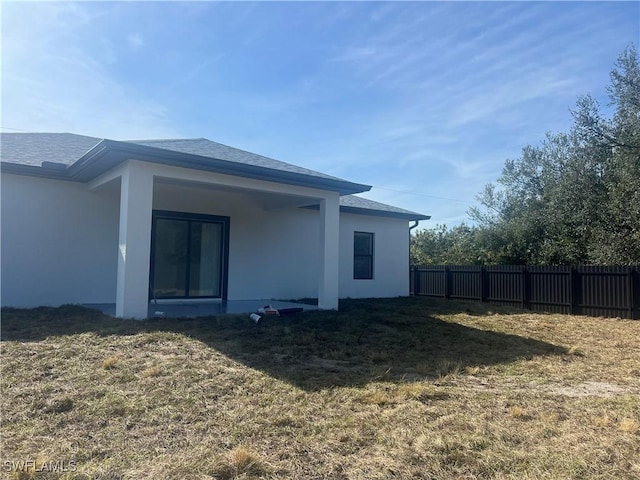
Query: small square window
354 232 374 279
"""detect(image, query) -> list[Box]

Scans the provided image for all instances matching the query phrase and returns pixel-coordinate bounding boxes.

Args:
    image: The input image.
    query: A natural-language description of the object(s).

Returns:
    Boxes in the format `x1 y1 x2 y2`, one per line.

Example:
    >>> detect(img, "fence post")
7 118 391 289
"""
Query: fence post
628 266 634 319
444 266 450 299
414 266 421 296
480 267 486 302
409 266 413 295
569 267 577 315
521 266 528 310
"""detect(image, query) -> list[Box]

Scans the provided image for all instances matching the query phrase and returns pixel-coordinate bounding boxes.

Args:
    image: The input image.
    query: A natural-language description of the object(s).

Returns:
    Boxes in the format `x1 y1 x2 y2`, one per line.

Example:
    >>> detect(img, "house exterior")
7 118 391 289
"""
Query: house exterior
0 133 429 318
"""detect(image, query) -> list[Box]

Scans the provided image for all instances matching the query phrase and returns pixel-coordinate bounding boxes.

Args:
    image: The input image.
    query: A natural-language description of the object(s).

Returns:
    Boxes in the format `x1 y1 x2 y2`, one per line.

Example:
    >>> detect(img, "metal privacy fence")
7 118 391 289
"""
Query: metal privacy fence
410 265 640 319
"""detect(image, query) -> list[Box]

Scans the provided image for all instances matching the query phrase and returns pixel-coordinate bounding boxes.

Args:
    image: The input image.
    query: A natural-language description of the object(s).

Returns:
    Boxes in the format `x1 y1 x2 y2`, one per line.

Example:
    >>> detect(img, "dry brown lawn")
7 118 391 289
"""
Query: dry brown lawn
1 297 639 479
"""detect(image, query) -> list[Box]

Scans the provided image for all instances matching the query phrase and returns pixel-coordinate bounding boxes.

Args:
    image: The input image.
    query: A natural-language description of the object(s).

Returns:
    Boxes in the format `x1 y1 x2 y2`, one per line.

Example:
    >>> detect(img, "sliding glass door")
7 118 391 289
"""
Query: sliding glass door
151 211 229 299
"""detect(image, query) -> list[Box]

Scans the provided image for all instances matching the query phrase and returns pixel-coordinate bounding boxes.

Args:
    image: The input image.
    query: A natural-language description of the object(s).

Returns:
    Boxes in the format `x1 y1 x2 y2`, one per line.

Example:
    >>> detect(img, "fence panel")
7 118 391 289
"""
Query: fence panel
411 265 447 297
576 266 632 318
449 265 482 300
528 266 571 314
485 266 522 308
411 264 639 320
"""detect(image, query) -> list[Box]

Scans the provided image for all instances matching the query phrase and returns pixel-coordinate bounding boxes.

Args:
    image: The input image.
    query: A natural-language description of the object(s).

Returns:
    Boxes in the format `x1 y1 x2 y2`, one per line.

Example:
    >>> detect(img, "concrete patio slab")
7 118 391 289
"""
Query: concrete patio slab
85 300 317 318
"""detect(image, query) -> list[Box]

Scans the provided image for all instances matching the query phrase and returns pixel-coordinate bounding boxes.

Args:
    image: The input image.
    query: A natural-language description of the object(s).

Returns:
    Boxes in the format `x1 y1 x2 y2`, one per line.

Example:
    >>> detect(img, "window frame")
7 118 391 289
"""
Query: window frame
353 231 374 280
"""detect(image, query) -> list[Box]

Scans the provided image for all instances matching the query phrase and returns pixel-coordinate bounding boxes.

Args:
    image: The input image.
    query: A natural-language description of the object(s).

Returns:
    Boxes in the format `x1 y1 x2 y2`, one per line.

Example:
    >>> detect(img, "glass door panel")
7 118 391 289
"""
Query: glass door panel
151 212 228 299
189 222 222 297
153 218 188 297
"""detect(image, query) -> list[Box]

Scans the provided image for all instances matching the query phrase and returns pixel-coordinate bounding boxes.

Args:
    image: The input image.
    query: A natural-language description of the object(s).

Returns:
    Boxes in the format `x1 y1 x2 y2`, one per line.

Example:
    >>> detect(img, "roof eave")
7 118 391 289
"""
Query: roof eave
68 140 372 195
0 162 72 180
302 203 430 221
339 206 431 221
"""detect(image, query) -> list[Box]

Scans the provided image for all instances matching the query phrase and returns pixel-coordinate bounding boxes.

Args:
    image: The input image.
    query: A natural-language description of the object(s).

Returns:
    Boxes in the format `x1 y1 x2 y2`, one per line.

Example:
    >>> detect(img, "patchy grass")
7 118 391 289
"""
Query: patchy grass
1 297 639 479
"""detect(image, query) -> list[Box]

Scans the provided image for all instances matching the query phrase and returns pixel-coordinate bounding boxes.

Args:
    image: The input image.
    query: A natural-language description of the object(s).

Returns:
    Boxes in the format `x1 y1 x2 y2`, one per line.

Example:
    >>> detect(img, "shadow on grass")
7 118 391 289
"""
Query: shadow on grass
1 297 566 390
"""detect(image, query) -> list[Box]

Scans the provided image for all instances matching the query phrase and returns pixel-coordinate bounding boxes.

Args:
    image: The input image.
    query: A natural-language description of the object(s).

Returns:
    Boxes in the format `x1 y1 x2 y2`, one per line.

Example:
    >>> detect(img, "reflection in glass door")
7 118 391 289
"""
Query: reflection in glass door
189 222 222 297
153 218 188 297
151 211 228 299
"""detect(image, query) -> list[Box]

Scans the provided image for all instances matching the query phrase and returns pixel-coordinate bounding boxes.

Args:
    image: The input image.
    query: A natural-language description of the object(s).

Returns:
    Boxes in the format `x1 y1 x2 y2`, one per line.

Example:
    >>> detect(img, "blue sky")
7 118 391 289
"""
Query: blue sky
2 1 638 226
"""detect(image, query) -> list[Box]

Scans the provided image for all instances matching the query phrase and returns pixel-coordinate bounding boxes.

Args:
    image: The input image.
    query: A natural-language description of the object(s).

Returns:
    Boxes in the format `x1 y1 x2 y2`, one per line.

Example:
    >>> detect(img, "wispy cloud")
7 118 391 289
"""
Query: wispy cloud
127 33 144 51
1 2 180 139
297 1 637 223
328 46 378 63
1 1 637 225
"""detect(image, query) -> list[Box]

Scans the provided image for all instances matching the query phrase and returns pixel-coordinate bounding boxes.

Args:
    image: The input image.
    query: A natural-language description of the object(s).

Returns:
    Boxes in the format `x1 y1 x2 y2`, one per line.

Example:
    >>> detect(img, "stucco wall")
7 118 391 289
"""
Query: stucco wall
153 181 321 301
0 173 120 307
339 213 410 298
1 173 411 308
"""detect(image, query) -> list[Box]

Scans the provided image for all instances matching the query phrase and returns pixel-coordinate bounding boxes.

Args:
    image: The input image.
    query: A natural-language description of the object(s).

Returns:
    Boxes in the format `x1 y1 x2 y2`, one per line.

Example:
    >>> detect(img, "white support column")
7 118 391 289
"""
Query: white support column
318 194 340 310
115 162 154 319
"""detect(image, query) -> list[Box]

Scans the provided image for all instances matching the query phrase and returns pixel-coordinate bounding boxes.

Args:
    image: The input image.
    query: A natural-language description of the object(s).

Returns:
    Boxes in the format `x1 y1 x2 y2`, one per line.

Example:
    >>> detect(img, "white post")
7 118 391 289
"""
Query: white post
318 194 340 310
115 162 153 319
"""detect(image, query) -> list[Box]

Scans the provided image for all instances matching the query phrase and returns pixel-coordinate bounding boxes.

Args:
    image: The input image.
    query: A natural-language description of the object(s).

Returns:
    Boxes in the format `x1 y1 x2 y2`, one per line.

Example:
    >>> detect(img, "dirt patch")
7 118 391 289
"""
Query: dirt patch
542 381 640 398
462 376 640 398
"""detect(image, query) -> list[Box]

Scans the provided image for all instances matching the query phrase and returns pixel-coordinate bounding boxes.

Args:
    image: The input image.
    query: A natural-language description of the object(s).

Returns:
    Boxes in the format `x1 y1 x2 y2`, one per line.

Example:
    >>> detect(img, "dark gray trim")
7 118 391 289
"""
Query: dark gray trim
302 203 430 221
340 206 431 221
0 162 72 180
41 161 68 170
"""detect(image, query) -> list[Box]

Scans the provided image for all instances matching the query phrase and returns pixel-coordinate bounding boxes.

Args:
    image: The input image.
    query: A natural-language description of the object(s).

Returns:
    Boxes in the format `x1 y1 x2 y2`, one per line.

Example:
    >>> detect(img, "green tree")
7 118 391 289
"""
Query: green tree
582 46 640 263
467 46 639 265
410 224 486 265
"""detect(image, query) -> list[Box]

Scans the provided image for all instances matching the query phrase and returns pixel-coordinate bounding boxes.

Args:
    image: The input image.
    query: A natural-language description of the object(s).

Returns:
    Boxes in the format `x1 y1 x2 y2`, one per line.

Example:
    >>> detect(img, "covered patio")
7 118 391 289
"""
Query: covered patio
89 158 349 319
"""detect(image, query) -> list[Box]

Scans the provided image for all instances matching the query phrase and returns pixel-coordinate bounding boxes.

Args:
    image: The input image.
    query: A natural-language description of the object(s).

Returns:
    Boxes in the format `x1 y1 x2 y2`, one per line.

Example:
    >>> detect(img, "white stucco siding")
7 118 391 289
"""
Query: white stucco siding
0 173 119 307
152 182 320 301
339 213 410 298
1 168 411 309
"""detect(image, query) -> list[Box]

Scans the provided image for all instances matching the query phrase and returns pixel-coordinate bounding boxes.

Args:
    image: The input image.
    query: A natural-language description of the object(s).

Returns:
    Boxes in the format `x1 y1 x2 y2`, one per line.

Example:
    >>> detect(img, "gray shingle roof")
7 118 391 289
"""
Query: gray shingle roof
339 195 430 220
1 133 343 183
0 133 102 166
0 132 430 219
0 132 369 194
127 138 344 182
